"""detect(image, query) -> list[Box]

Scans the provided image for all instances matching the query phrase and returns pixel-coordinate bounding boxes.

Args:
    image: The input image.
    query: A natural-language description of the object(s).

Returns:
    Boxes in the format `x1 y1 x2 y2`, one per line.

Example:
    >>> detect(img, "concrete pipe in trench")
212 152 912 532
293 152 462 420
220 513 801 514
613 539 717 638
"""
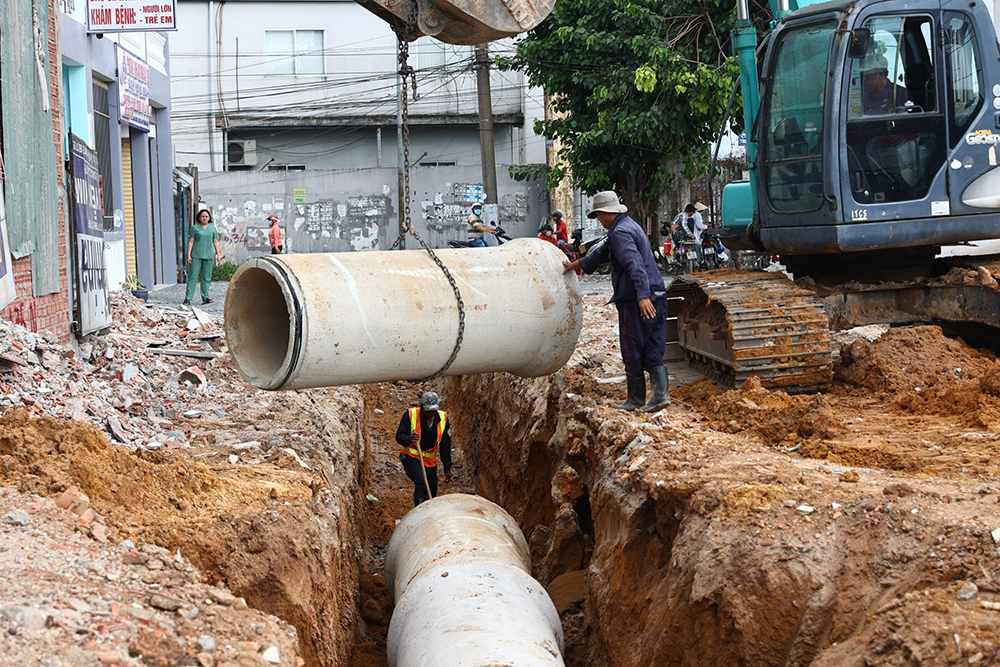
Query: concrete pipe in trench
224 239 583 389
385 493 565 667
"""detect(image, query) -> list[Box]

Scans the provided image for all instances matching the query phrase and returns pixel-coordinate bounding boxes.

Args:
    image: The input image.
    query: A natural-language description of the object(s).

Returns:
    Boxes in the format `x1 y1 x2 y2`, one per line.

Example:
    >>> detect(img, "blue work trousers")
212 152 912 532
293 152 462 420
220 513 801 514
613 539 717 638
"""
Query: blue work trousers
617 293 669 377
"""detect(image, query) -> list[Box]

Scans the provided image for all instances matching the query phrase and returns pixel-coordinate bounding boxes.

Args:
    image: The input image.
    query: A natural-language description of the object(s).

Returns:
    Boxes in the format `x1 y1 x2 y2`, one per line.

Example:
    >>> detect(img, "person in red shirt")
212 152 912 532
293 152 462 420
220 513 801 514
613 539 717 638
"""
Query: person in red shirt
268 215 283 254
550 211 568 247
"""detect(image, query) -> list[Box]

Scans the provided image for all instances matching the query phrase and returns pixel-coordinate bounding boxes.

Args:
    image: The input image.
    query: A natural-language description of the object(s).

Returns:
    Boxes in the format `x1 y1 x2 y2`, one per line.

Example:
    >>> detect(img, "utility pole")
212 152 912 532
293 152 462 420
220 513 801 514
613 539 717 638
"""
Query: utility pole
475 44 498 227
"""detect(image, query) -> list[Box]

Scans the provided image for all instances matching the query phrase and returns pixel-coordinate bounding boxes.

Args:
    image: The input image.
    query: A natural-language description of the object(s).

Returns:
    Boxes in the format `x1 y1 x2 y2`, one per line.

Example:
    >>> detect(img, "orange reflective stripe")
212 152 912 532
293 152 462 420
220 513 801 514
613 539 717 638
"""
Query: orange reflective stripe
401 408 446 467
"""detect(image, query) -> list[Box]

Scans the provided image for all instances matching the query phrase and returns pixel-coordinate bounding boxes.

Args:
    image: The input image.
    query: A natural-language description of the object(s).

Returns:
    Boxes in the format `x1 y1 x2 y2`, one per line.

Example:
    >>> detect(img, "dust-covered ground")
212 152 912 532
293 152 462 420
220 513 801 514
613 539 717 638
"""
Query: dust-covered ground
0 294 363 666
5 273 1000 666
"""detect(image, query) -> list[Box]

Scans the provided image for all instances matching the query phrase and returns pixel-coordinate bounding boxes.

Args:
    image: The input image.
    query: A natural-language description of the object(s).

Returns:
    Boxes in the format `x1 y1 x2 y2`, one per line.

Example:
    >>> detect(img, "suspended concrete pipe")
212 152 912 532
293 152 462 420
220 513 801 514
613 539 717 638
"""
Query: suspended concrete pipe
224 239 583 389
385 493 565 667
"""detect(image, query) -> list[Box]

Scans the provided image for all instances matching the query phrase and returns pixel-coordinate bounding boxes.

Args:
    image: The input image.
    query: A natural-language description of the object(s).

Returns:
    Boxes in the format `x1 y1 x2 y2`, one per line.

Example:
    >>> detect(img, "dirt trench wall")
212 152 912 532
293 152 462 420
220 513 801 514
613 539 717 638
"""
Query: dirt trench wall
444 372 992 666
221 390 365 667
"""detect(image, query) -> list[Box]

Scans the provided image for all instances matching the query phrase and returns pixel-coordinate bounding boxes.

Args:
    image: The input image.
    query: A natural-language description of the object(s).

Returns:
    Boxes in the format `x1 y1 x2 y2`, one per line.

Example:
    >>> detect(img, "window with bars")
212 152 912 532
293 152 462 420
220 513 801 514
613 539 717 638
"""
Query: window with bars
264 30 324 75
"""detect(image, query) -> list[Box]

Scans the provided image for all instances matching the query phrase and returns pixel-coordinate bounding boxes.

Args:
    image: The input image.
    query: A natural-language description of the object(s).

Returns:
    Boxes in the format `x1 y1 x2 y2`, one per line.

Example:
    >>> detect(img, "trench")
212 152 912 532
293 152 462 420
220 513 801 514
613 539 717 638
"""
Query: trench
332 370 853 666
229 358 997 666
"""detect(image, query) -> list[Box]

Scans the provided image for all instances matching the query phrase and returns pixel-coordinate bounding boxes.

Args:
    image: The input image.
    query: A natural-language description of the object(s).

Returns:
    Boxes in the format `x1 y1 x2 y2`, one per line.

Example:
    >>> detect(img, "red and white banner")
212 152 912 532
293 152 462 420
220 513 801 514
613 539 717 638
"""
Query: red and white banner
86 0 176 32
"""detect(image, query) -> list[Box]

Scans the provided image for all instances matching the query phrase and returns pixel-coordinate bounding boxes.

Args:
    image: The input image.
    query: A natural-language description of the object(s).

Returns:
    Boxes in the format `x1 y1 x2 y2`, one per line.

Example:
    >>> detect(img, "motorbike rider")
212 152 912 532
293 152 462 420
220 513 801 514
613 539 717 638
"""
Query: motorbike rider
669 203 708 266
550 210 569 247
467 203 499 247
537 220 560 247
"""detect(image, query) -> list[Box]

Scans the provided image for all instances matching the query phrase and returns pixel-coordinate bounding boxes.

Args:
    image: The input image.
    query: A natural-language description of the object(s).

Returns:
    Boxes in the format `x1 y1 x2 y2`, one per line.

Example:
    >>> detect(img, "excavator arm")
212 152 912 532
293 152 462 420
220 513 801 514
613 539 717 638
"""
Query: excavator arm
356 0 555 44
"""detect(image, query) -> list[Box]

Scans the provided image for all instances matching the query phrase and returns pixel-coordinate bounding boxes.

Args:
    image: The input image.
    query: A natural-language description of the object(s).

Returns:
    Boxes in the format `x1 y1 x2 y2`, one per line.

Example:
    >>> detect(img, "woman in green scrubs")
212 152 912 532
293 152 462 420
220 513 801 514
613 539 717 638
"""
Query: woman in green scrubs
184 209 222 305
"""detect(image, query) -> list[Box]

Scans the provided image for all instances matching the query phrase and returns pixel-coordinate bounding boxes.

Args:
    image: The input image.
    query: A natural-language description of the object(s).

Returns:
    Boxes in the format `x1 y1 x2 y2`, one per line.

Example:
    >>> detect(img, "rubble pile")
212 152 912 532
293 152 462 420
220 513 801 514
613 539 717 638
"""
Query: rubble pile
0 292 251 453
0 486 301 667
0 292 359 667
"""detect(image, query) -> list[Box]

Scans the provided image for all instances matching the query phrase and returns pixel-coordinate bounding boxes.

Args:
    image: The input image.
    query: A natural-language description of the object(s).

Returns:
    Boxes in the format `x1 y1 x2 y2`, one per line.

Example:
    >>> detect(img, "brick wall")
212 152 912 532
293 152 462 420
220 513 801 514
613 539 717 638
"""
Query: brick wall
0 0 71 343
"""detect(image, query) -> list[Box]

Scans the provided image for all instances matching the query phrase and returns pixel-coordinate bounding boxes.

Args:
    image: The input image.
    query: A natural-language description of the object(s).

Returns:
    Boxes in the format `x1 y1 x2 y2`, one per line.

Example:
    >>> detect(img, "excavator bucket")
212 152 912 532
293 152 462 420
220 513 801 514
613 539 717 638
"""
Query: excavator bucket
355 0 555 44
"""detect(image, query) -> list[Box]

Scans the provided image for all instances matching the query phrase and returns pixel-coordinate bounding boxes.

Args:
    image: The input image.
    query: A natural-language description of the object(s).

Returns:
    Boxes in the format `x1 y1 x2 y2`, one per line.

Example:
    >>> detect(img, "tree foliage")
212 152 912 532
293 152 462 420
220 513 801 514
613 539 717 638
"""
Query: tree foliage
499 0 749 224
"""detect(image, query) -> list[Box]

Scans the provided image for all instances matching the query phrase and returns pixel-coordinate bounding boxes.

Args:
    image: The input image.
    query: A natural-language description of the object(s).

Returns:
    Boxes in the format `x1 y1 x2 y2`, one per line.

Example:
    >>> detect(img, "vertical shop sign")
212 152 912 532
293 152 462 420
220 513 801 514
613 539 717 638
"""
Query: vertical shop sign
70 134 113 334
117 45 152 132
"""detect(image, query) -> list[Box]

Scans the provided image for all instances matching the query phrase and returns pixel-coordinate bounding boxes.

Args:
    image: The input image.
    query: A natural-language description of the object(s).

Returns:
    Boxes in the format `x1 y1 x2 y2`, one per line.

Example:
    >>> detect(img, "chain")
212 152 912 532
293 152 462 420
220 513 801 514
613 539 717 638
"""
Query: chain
390 6 466 383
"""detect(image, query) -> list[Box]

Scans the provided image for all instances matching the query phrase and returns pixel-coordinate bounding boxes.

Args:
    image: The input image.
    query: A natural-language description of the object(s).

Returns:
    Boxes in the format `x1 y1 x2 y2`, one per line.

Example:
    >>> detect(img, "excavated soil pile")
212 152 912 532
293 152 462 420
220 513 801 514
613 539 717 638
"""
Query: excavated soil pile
446 363 1000 667
837 325 996 393
938 266 1000 289
0 399 360 667
0 408 320 571
837 325 1000 427
675 376 842 448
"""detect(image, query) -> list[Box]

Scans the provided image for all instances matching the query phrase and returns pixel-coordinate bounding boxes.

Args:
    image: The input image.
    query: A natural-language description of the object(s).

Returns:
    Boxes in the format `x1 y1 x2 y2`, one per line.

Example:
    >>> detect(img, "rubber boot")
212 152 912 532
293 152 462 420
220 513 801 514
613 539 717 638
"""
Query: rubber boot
642 365 671 412
612 376 646 411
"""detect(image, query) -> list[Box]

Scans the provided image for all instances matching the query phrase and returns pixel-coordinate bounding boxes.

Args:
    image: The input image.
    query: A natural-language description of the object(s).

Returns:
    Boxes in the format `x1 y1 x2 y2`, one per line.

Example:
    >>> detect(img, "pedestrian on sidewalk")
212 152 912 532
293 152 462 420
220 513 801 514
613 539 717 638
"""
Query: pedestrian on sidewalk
184 209 221 306
395 391 453 506
268 214 283 254
563 191 671 413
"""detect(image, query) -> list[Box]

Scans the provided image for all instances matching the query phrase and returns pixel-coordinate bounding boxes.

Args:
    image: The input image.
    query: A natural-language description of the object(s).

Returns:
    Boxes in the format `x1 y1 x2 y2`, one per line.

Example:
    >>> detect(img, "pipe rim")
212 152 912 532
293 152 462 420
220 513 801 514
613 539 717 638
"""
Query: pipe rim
224 258 302 389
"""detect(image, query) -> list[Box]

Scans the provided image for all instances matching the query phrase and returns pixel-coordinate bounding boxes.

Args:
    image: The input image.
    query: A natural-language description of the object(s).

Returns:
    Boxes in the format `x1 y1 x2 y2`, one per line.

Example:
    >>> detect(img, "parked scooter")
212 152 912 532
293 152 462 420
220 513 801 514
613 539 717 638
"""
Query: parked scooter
447 223 512 248
700 231 730 271
574 231 610 274
676 235 701 274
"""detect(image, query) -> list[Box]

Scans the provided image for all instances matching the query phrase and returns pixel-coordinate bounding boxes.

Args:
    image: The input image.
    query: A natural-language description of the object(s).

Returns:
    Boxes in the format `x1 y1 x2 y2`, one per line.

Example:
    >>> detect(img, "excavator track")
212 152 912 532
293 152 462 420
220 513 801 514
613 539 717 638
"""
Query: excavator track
667 270 834 394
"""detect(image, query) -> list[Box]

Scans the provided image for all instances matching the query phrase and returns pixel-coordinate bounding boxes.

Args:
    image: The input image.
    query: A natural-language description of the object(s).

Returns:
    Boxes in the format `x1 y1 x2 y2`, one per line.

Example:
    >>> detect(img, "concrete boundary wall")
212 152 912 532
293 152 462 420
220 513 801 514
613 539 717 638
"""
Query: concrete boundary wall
197 166 549 264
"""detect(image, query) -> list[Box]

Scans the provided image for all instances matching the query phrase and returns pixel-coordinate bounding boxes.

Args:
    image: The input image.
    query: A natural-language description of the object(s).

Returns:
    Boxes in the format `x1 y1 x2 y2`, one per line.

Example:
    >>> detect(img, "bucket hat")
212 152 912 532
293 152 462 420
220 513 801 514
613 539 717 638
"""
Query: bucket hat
587 191 628 219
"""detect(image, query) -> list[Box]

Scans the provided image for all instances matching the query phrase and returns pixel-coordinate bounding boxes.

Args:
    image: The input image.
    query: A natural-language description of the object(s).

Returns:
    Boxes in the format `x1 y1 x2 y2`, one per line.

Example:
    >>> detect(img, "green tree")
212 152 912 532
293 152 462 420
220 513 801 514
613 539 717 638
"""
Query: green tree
499 0 747 226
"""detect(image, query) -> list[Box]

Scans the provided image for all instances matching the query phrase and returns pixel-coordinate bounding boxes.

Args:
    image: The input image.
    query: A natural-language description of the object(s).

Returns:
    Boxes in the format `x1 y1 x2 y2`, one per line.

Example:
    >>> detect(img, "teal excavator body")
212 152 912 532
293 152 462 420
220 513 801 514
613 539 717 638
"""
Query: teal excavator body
724 0 1000 273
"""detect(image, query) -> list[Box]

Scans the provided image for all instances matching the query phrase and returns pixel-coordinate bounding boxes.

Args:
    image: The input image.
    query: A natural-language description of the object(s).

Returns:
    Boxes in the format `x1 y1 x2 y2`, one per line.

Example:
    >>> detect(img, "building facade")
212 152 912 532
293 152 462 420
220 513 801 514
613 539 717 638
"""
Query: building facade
172 0 546 173
0 0 71 340
60 1 178 305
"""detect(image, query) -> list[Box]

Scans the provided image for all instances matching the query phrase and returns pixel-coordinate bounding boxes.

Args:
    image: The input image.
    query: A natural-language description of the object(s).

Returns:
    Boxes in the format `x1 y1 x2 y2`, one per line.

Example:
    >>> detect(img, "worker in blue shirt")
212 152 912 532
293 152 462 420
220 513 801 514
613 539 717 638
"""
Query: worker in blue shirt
564 191 670 412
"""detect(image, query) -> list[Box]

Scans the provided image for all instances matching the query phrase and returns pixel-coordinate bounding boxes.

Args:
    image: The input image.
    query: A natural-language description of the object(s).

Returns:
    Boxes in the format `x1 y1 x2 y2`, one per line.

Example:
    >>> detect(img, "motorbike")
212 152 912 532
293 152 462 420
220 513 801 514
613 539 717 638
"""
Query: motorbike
579 233 611 275
658 227 700 275
700 231 729 271
447 223 512 248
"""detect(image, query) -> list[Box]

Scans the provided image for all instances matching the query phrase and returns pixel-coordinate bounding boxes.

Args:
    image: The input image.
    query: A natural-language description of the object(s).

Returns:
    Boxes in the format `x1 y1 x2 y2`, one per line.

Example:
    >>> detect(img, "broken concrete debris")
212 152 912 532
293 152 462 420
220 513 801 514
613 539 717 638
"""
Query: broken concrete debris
2 509 30 526
0 486 301 665
0 292 238 453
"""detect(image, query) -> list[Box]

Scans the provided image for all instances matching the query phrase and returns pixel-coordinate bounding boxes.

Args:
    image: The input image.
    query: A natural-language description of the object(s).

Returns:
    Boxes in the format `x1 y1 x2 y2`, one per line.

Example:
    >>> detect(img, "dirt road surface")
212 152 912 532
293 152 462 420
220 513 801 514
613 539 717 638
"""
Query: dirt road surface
1 273 999 666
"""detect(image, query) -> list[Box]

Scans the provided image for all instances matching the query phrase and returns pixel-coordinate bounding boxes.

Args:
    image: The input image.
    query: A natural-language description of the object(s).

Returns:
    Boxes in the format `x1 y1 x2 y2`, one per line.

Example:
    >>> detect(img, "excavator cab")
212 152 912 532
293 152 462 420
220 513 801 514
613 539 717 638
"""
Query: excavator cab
672 0 1000 393
355 0 555 44
747 0 1000 263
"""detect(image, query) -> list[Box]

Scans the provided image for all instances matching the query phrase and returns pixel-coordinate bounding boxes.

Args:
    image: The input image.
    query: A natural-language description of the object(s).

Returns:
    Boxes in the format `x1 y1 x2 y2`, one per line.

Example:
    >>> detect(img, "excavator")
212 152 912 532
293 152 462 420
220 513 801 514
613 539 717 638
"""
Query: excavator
669 0 1000 393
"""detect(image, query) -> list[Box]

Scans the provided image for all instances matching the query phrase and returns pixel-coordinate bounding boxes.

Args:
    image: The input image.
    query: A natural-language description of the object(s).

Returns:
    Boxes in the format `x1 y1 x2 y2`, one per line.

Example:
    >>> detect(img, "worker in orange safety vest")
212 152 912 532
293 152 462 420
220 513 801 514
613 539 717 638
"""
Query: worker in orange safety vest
394 391 453 506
